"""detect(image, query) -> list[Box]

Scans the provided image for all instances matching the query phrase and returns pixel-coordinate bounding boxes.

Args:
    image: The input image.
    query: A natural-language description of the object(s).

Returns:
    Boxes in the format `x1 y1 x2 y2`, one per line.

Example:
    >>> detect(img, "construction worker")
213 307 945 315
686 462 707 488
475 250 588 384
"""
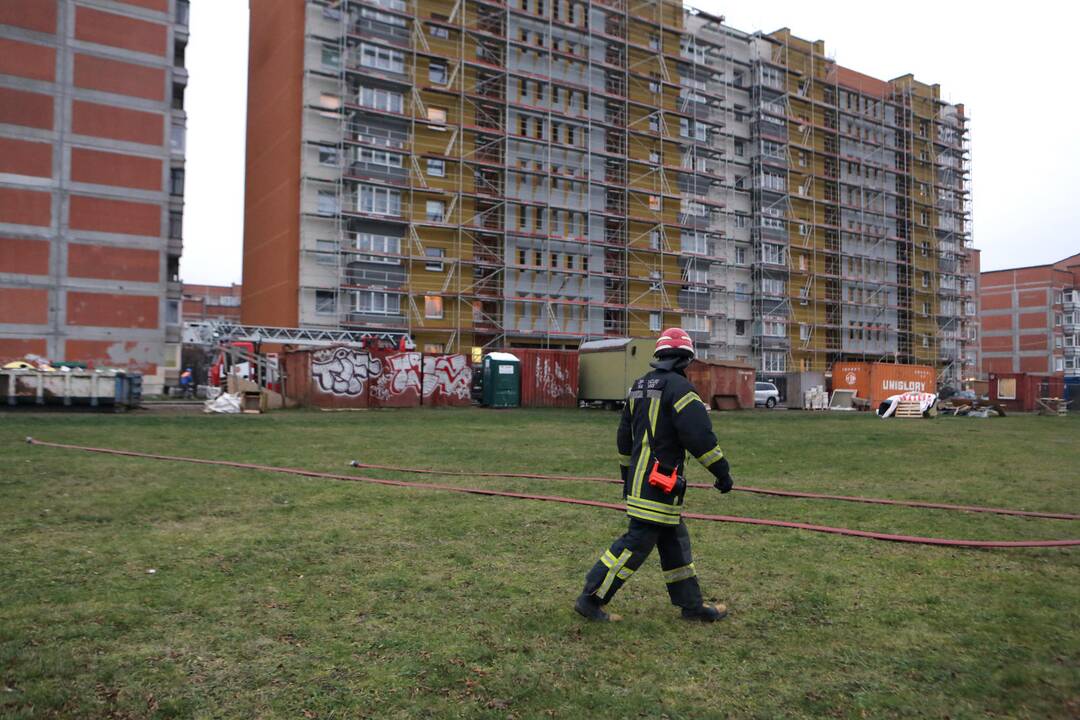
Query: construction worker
575 328 734 623
179 367 194 398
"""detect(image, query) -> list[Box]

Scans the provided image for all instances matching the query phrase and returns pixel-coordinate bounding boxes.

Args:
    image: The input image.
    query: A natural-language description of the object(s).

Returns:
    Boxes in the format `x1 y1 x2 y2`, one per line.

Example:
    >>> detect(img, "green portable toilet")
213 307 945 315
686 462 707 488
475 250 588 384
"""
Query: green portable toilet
482 352 520 408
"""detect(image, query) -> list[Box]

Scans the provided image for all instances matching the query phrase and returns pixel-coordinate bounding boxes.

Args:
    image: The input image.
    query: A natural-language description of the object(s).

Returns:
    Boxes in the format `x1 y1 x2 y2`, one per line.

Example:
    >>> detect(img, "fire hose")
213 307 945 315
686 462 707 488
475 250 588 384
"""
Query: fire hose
25 438 1080 549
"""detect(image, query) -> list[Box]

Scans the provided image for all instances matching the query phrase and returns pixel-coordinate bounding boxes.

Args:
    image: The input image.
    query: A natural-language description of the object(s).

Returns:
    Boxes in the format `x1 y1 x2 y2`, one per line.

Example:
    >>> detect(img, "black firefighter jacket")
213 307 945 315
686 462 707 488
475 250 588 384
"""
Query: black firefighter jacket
617 362 726 526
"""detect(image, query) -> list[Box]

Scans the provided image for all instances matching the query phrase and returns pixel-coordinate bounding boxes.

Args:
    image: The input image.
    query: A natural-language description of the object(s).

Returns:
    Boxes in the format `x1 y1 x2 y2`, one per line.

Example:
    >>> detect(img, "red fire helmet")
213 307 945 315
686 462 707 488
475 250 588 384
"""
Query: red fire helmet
654 327 695 358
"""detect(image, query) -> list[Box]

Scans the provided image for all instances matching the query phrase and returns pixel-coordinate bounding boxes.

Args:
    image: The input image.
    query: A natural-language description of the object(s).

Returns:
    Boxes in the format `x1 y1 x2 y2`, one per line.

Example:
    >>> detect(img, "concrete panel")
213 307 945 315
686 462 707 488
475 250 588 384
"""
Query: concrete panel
0 137 52 178
70 147 162 190
74 6 167 56
0 337 47 360
69 195 161 237
0 187 52 226
0 87 54 130
71 100 164 145
73 53 166 101
0 237 50 275
0 0 58 34
0 287 48 323
0 37 56 82
67 243 159 282
66 291 158 328
64 338 158 372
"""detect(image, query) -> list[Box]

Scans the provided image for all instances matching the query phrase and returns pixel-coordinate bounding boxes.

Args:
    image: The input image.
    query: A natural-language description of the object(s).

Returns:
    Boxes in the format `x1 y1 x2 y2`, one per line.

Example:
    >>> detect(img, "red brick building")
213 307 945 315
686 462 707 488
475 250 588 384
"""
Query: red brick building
182 282 241 323
0 0 189 392
980 252 1080 378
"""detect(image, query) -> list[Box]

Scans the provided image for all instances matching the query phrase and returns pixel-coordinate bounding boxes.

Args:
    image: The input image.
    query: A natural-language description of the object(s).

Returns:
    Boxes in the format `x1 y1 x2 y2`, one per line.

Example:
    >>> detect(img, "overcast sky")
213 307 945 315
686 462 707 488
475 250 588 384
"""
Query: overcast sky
180 0 1079 286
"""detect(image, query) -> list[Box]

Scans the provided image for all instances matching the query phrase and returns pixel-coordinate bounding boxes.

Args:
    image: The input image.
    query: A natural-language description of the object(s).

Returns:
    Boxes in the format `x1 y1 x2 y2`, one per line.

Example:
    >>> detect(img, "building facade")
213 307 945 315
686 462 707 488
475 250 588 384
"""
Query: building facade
242 1 976 383
0 0 188 392
981 253 1080 378
181 282 242 323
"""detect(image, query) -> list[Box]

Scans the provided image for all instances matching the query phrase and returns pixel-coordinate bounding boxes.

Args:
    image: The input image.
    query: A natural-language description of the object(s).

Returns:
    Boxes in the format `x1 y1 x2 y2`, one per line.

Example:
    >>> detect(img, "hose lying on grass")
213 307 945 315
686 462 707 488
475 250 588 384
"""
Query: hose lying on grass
25 438 1080 549
345 461 1080 521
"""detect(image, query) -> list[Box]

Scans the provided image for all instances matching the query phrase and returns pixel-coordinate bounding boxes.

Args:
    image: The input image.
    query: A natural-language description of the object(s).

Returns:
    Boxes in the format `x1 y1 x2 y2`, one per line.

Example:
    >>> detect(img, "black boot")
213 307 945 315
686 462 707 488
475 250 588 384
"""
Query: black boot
574 593 622 622
681 602 728 622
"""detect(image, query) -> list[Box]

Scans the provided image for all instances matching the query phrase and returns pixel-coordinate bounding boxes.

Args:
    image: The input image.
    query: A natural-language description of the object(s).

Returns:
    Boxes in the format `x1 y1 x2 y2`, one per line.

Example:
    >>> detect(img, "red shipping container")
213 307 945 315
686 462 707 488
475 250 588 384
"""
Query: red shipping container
685 359 755 410
508 348 579 408
831 362 936 408
369 350 421 408
422 354 472 406
989 372 1065 413
282 345 373 409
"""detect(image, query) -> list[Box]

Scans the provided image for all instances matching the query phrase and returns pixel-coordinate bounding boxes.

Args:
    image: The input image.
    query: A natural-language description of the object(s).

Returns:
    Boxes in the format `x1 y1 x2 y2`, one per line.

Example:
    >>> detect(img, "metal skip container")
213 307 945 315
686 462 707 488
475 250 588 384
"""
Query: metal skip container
482 352 520 408
1 369 142 410
511 348 579 408
685 359 755 410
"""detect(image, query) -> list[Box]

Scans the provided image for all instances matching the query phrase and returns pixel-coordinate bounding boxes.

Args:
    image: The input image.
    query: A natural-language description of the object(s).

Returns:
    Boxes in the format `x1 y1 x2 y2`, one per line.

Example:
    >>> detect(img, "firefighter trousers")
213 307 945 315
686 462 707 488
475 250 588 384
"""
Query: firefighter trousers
582 518 703 609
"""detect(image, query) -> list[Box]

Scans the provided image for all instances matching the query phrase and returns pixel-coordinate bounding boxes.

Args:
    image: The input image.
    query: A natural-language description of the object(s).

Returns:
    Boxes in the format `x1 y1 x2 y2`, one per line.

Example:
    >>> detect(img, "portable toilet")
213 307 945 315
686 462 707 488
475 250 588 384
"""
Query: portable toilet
482 352 520 408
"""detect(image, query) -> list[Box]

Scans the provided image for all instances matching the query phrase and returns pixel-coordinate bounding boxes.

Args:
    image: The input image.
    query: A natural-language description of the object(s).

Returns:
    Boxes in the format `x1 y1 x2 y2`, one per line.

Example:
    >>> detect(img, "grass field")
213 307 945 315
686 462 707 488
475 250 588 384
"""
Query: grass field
1 408 1078 719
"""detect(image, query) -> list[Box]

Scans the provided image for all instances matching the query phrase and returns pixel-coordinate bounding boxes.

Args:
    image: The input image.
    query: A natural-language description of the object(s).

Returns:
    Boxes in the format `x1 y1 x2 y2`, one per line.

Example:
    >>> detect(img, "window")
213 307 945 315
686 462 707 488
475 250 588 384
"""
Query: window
359 86 404 113
427 107 447 123
762 351 786 373
355 232 401 264
316 290 337 315
762 244 785 265
764 320 785 337
761 171 785 192
686 267 708 292
175 0 189 26
425 247 445 270
735 246 746 265
358 185 400 215
427 158 445 177
681 231 708 255
318 190 338 215
425 295 444 319
322 45 340 69
734 215 747 229
734 141 744 157
315 239 337 265
170 122 185 154
429 61 447 84
426 200 446 222
735 320 746 337
1054 357 1064 373
361 6 407 27
429 24 450 39
319 147 339 166
799 323 810 341
997 377 1017 400
170 168 185 196
649 312 661 332
359 148 402 168
1055 313 1064 326
682 314 709 333
680 199 707 217
761 278 785 297
648 196 661 211
360 44 405 73
922 272 930 288
354 291 400 316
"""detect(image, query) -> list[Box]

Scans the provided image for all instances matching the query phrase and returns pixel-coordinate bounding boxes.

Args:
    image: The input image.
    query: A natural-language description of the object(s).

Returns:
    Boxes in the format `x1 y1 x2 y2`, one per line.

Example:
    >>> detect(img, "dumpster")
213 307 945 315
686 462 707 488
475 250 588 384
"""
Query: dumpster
1 369 142 410
482 352 520 408
685 360 755 410
577 338 654 406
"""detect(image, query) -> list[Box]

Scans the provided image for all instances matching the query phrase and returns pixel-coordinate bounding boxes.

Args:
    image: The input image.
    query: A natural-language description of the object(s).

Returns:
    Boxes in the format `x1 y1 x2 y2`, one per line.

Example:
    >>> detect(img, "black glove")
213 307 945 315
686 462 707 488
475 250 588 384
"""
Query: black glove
712 457 733 494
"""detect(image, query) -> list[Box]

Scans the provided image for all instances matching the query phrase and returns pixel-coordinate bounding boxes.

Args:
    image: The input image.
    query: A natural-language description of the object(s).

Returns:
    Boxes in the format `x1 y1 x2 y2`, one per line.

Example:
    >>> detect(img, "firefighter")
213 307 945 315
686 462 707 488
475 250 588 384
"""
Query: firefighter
575 327 734 622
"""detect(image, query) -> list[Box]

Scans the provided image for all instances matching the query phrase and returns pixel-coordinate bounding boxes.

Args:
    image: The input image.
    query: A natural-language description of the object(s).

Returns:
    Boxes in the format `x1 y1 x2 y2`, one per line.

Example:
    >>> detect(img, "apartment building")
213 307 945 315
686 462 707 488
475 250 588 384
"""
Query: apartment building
0 0 189 392
181 282 242 323
242 1 976 381
981 252 1080 378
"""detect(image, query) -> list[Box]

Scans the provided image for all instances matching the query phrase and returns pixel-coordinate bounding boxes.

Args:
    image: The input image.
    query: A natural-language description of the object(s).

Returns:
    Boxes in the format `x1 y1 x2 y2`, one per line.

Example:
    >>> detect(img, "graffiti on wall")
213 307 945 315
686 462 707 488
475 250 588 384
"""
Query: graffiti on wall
311 347 381 396
534 357 575 399
371 352 422 400
423 355 472 400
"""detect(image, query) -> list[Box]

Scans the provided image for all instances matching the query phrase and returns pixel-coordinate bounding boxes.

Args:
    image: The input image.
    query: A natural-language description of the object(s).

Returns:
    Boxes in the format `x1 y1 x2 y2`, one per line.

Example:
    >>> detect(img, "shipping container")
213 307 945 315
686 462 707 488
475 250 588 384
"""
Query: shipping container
507 348 579 408
578 338 654 405
1 369 141 410
422 354 472 406
482 352 520 408
830 362 936 409
368 350 422 408
686 359 755 410
989 372 1066 413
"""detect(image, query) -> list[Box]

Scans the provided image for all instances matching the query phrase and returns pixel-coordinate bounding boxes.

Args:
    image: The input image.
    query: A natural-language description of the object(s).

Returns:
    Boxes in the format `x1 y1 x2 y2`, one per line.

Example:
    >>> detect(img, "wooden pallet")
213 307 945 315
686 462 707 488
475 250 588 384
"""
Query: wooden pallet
894 401 924 418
